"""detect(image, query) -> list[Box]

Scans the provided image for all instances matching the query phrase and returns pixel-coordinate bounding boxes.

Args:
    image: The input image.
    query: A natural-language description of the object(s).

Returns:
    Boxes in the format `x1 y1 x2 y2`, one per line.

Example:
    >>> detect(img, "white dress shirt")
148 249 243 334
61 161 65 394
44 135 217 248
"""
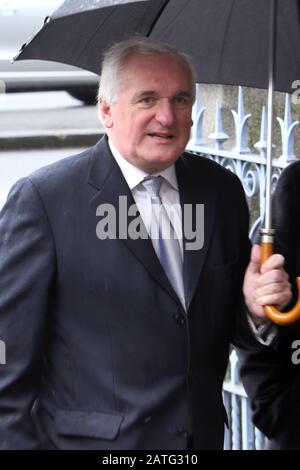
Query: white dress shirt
108 139 183 257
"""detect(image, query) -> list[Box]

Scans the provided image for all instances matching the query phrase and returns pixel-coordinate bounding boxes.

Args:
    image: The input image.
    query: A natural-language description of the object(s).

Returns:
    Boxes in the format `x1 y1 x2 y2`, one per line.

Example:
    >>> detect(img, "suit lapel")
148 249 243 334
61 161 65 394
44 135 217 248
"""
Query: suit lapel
176 155 217 311
87 137 180 306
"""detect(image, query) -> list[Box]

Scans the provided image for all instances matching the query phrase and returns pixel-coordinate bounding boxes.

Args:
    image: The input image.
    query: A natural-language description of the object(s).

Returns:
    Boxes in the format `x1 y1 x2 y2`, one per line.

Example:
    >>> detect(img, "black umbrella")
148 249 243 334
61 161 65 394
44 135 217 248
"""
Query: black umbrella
15 0 300 323
15 0 300 93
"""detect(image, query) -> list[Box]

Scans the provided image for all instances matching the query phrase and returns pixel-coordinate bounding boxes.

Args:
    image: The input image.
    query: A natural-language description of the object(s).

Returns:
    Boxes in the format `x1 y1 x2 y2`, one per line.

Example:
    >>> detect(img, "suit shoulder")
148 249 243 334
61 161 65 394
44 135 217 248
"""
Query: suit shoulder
27 147 93 189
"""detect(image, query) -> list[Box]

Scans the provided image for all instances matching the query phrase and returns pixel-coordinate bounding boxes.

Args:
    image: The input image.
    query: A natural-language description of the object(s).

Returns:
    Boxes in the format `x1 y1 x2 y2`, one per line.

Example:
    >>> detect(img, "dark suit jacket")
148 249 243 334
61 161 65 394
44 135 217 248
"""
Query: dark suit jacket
239 161 300 450
0 136 258 450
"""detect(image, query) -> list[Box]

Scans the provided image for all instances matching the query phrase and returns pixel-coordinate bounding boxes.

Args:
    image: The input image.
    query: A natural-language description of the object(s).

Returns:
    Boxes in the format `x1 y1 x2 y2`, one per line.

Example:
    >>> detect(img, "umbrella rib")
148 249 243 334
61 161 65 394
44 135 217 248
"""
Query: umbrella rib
146 0 170 36
73 0 171 67
71 9 118 67
148 0 192 38
216 0 236 81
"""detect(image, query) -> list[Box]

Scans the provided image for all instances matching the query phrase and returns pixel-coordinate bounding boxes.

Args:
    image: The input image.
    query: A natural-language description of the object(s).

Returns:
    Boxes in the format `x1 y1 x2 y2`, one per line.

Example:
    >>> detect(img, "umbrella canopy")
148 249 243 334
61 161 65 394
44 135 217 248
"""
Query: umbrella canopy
15 0 300 93
15 0 168 77
152 0 300 94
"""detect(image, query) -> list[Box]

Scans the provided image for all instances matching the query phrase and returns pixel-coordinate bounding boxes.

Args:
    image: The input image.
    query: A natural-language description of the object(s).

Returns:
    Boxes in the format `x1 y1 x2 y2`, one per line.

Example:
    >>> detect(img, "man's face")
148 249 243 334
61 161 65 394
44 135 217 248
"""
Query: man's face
100 53 194 173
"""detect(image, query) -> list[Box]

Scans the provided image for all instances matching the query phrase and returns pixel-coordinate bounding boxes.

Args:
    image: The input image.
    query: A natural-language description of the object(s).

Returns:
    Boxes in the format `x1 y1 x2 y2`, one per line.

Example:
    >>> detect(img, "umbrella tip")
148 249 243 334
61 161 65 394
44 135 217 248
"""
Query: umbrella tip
11 42 27 64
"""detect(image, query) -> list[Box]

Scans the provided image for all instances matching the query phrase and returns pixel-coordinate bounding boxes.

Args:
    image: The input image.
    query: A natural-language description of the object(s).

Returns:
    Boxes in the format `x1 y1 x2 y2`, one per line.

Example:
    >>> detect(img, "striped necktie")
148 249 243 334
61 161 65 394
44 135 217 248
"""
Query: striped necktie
142 175 185 310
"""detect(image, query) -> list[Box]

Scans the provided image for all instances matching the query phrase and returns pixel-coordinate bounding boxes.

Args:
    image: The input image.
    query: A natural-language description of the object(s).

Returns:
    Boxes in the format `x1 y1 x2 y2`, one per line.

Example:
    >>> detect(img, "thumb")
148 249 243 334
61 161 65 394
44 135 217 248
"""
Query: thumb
247 244 261 275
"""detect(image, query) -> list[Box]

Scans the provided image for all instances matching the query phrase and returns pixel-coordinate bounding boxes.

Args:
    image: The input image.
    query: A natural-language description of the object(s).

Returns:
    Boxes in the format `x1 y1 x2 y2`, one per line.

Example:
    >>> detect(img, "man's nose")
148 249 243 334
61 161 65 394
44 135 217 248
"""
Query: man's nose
155 98 175 127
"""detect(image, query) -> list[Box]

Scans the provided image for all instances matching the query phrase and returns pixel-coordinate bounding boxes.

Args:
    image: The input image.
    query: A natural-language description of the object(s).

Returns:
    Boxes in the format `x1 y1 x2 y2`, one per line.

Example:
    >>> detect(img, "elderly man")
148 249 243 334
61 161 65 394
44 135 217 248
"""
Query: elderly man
0 37 290 450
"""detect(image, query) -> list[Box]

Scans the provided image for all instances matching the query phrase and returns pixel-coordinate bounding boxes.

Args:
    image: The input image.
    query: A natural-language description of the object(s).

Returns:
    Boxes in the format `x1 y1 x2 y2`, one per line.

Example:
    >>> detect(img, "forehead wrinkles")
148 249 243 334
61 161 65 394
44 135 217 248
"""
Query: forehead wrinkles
135 57 187 79
119 53 192 92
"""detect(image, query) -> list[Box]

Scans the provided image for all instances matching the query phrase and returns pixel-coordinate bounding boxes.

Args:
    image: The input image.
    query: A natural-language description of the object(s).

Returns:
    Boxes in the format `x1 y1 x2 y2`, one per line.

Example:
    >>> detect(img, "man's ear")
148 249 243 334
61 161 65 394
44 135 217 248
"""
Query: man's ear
99 98 113 128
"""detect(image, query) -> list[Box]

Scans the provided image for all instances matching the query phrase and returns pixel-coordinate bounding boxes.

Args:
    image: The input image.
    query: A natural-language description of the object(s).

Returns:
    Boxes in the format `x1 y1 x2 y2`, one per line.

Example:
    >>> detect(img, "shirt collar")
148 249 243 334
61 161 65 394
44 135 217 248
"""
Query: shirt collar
108 139 179 191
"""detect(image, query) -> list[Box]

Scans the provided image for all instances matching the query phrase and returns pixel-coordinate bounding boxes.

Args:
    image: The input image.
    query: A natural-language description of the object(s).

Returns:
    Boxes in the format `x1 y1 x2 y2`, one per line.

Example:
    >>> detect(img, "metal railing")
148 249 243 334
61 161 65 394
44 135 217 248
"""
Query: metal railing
187 84 299 450
188 84 300 238
223 350 268 450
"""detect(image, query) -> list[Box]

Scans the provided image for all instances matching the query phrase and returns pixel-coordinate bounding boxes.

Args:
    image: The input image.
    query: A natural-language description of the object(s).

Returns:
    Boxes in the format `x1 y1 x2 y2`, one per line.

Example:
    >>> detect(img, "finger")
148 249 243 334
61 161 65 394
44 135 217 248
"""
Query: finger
255 278 292 306
255 269 289 288
260 253 285 274
247 244 261 274
256 292 291 308
255 280 291 299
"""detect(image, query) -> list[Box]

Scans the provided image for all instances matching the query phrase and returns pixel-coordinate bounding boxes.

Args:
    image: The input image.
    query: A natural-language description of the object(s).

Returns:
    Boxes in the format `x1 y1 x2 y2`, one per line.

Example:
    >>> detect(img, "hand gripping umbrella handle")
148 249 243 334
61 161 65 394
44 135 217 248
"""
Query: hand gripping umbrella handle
261 237 300 325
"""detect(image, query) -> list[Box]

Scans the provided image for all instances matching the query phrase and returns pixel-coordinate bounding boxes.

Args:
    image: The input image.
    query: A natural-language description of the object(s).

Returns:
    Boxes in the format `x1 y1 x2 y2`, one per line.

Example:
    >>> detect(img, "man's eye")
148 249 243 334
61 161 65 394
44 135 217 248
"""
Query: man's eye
139 97 156 106
173 96 189 106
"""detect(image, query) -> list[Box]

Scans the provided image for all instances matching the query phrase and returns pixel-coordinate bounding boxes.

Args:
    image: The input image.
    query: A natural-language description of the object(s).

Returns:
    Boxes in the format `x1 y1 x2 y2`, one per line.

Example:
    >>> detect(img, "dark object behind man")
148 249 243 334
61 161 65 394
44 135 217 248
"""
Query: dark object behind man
240 161 300 450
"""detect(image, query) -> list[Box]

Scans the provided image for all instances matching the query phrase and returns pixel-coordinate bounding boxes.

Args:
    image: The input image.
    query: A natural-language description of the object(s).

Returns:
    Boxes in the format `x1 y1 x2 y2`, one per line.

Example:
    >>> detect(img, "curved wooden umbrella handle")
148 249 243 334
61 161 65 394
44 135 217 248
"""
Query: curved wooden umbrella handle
261 240 300 325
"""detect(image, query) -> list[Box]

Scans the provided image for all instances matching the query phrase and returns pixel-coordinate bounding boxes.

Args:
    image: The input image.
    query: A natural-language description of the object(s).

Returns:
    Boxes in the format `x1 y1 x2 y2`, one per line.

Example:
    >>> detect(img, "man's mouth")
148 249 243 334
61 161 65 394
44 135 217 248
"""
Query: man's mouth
147 132 174 140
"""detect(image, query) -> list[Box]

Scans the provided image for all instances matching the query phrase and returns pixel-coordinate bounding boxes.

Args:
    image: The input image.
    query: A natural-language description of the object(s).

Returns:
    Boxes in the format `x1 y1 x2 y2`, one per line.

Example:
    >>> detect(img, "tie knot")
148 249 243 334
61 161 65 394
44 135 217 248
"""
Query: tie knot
142 175 163 201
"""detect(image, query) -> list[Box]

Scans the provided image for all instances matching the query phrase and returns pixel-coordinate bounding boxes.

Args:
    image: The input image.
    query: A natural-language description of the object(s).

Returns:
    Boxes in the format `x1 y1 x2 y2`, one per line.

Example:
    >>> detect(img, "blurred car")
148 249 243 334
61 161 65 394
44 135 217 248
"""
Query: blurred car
0 0 99 104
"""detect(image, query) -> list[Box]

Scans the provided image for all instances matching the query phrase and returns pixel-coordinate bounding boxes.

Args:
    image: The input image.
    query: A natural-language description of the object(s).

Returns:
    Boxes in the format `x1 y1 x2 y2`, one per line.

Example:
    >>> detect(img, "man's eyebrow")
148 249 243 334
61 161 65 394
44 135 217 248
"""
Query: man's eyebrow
132 90 157 100
174 90 193 98
132 90 193 100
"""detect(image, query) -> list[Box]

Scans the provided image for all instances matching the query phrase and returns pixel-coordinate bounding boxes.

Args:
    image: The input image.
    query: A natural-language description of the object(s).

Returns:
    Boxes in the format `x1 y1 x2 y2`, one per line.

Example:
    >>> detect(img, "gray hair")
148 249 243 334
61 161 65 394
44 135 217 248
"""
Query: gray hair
98 36 196 105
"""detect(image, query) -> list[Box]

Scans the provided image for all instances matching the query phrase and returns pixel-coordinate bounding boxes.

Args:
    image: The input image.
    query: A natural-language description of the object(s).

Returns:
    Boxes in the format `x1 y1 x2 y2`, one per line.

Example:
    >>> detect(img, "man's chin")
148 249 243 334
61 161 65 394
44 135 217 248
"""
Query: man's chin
145 144 184 162
141 153 180 173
